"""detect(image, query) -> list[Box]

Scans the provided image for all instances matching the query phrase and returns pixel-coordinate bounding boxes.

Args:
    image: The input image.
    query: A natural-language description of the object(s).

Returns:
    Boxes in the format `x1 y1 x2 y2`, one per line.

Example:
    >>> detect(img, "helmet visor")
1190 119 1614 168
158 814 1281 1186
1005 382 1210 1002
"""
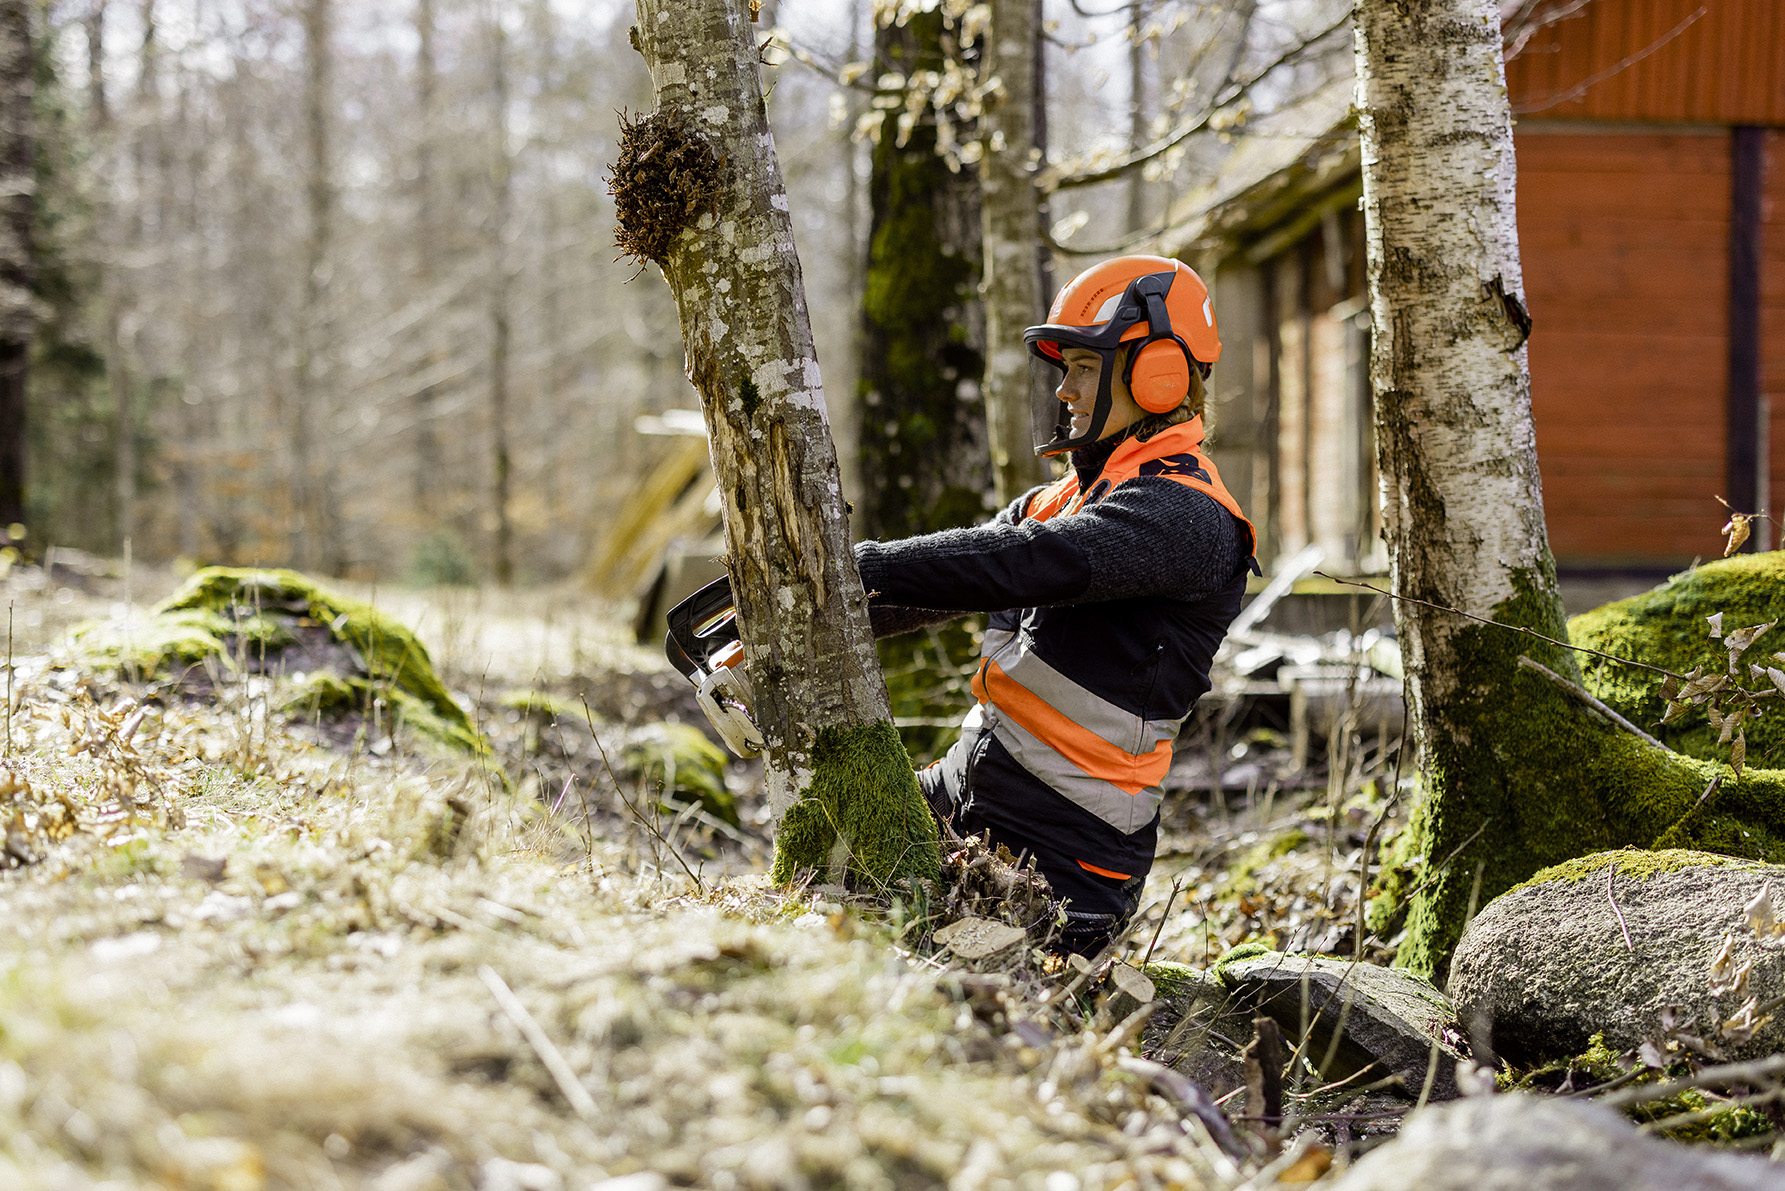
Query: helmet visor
1028 342 1118 457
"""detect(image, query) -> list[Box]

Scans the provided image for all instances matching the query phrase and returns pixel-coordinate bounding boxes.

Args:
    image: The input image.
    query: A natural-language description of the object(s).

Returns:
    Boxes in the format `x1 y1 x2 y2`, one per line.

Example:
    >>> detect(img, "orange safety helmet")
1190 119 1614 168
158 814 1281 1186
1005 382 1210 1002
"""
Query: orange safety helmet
1023 255 1221 455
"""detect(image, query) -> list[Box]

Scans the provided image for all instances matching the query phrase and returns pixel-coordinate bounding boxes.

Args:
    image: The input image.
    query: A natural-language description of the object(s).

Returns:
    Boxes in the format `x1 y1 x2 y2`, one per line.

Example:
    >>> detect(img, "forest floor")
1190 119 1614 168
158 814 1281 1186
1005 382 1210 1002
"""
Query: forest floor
0 559 1410 1190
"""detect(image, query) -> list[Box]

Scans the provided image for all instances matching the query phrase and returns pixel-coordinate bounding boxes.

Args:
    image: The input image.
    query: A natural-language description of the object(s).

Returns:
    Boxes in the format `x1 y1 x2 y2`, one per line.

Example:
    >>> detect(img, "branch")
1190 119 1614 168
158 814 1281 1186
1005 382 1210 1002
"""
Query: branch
1048 7 1351 191
1313 572 1685 681
1517 656 1668 751
1512 5 1707 115
1597 1054 1785 1110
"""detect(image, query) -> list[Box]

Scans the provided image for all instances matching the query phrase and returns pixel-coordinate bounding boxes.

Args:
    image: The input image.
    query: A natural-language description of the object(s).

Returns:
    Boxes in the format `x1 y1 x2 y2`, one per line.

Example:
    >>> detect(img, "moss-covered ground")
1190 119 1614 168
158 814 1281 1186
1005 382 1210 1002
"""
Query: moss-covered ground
73 567 484 753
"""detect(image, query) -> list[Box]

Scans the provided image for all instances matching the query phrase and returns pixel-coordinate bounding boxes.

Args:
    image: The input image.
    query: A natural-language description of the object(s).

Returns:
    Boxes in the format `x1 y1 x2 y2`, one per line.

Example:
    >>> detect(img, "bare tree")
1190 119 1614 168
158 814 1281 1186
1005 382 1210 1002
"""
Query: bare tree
622 0 937 888
1356 0 1785 978
0 0 30 532
292 0 336 571
486 5 513 586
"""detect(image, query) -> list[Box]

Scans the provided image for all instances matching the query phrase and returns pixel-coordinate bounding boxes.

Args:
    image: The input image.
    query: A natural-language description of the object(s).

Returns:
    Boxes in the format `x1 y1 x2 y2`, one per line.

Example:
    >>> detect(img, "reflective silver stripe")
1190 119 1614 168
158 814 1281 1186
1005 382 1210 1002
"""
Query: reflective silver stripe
996 643 1181 755
988 712 1164 833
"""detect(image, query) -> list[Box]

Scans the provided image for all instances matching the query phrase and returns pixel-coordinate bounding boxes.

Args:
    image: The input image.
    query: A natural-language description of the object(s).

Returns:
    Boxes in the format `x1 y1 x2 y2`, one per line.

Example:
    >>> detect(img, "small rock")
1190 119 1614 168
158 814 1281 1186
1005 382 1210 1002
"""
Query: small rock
1326 1094 1782 1191
1220 952 1467 1099
1449 851 1785 1065
180 853 228 883
934 916 1026 960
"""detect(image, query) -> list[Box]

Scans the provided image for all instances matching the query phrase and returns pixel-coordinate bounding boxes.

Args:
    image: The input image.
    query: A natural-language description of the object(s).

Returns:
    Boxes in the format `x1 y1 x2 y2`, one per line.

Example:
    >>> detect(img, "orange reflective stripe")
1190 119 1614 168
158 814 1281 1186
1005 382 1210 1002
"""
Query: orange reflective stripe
980 659 1173 796
1077 859 1132 880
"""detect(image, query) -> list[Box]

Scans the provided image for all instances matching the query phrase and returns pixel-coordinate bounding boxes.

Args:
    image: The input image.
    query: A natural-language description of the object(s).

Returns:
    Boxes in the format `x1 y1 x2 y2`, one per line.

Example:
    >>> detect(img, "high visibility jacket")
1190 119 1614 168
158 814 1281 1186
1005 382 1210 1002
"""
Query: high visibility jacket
934 417 1256 877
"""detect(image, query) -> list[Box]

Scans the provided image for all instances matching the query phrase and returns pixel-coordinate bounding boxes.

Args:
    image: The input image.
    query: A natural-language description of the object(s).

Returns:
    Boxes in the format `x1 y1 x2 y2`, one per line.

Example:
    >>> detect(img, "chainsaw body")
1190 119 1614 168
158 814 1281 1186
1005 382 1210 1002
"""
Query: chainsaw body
664 576 765 759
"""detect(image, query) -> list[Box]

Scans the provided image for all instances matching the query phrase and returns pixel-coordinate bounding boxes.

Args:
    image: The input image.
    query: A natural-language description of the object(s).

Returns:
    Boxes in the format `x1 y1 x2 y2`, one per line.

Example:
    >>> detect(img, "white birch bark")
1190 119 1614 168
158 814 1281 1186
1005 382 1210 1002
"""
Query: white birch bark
630 0 893 815
1355 0 1556 720
979 0 1047 504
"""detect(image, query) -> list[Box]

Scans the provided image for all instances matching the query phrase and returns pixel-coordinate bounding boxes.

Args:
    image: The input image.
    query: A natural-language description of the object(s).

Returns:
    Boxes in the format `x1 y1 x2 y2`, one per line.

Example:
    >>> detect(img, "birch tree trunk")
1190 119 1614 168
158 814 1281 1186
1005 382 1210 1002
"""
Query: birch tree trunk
624 0 937 890
1357 0 1785 979
979 0 1046 505
0 0 29 533
487 11 514 587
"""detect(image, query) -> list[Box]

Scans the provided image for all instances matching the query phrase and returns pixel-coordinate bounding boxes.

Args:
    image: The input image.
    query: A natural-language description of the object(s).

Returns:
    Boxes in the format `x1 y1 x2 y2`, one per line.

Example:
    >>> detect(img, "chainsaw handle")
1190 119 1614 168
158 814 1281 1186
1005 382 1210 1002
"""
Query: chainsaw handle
663 575 741 680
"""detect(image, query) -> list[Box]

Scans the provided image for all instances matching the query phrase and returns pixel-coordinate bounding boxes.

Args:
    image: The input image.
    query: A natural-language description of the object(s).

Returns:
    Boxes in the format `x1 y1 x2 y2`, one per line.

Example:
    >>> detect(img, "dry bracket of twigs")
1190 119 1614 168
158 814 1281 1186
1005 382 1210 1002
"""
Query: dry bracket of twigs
606 109 725 269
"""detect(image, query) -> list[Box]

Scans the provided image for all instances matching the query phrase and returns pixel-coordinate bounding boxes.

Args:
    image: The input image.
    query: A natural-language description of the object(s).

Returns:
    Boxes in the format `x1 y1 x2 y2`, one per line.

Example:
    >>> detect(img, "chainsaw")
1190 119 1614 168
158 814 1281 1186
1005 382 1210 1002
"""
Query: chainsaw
664 575 765 758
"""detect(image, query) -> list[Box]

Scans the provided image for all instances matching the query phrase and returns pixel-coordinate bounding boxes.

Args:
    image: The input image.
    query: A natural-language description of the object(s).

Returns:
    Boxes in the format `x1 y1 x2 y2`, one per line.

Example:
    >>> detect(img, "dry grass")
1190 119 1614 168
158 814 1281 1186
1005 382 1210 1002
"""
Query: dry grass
0 570 1261 1191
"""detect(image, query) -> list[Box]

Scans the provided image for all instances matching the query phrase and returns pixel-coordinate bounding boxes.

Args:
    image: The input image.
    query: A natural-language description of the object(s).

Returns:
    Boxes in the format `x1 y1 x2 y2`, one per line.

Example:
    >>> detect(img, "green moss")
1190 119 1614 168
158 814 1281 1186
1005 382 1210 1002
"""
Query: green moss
1570 553 1785 767
1209 941 1277 983
1142 960 1206 998
623 722 739 828
497 689 583 723
1511 847 1761 894
770 720 940 891
1374 561 1785 982
1222 828 1310 898
281 672 359 717
77 567 483 753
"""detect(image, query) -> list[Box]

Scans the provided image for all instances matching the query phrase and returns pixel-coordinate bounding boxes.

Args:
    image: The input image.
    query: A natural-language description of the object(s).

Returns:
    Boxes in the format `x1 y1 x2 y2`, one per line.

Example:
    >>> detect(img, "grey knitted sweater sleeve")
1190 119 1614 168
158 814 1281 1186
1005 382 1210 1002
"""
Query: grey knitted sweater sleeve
855 478 1246 633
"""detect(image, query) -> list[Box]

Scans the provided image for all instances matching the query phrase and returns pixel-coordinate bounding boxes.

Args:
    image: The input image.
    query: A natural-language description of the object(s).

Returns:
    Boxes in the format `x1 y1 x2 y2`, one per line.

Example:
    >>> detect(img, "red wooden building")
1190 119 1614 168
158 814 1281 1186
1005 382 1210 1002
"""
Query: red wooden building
1163 0 1785 577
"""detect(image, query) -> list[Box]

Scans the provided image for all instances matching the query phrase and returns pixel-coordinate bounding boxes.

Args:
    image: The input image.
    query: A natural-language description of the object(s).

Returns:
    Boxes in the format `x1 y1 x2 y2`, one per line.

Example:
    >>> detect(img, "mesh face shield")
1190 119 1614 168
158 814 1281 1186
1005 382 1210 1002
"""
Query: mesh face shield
1023 319 1132 457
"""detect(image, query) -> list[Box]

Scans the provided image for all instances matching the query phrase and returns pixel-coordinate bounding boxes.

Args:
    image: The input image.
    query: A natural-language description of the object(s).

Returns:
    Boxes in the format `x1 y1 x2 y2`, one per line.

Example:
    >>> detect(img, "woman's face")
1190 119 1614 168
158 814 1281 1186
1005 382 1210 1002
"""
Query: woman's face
1057 347 1143 442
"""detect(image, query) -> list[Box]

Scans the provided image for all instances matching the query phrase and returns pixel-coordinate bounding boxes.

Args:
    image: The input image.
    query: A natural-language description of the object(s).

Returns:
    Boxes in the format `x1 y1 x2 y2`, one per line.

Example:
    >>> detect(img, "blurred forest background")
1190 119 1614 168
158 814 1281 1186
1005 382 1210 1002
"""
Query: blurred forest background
20 0 1348 587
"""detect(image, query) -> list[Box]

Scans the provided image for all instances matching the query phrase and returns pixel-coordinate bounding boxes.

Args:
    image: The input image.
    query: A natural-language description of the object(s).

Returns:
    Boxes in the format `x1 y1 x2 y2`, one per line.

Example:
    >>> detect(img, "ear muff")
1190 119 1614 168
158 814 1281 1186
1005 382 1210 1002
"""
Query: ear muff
1128 338 1191 413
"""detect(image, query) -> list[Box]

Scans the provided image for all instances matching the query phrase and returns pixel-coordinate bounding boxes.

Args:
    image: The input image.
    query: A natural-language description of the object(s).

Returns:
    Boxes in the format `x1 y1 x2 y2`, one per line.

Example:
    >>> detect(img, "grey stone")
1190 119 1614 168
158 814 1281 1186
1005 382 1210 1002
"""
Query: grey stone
1219 952 1467 1100
1326 1094 1785 1191
1448 854 1785 1065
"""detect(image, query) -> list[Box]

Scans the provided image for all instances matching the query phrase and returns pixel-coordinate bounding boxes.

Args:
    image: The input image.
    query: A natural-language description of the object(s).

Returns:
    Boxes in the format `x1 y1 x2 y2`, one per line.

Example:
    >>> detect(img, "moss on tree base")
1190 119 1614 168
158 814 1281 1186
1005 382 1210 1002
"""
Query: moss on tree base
770 720 940 892
1370 564 1785 982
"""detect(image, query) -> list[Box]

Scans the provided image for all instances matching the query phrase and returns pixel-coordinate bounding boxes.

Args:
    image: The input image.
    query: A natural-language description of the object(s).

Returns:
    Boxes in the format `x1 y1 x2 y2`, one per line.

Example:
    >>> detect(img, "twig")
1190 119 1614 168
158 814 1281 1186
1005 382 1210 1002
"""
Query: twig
1606 864 1634 953
478 964 597 1120
1517 656 1667 750
1314 572 1682 680
1598 1054 1785 1109
1141 875 1184 967
5 601 12 758
579 694 706 893
1117 1055 1246 1159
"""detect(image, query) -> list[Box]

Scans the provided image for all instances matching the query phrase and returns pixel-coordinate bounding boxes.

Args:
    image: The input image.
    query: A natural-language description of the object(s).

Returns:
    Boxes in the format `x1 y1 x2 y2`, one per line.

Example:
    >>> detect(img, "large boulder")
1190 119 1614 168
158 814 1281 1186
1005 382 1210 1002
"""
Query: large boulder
1327 1094 1782 1191
1449 849 1785 1065
1570 552 1785 765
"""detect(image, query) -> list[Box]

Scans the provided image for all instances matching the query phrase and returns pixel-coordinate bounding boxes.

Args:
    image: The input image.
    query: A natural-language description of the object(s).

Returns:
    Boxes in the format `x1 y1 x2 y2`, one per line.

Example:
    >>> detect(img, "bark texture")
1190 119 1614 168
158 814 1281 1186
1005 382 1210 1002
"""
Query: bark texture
978 0 1046 505
0 0 31 531
856 10 988 541
627 0 937 889
1357 0 1785 981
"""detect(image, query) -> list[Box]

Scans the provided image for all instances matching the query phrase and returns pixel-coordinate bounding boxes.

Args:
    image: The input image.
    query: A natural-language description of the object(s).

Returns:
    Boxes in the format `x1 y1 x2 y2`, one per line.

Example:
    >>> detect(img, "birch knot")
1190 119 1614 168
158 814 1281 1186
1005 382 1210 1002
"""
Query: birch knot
608 109 724 267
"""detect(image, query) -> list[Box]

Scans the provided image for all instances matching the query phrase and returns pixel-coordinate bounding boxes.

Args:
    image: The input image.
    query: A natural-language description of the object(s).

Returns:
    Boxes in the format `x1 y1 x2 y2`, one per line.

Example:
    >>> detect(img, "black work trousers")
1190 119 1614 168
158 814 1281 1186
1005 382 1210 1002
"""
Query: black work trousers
919 764 1147 958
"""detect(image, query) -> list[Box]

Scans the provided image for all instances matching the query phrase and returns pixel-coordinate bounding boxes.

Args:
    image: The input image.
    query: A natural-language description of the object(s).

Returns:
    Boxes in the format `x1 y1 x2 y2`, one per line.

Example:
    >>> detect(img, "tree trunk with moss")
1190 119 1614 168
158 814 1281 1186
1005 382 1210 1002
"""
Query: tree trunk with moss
1356 0 1785 981
979 0 1046 505
857 9 988 541
623 0 937 891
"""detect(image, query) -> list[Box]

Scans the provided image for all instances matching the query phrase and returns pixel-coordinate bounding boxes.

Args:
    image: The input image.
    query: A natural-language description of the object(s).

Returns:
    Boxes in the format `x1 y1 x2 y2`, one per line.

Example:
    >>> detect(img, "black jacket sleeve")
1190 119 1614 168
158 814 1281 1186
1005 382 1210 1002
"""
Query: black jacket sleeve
855 477 1245 622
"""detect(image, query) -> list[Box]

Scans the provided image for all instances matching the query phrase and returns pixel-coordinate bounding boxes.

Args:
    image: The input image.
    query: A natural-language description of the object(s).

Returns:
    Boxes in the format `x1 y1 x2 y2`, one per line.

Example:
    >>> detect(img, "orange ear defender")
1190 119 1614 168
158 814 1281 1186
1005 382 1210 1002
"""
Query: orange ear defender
1023 256 1221 454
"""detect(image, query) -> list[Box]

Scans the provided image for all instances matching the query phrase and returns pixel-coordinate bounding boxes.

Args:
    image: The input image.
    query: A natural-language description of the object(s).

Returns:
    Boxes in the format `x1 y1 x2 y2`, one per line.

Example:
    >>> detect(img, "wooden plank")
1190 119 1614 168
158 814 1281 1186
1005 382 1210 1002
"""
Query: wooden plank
1729 127 1764 530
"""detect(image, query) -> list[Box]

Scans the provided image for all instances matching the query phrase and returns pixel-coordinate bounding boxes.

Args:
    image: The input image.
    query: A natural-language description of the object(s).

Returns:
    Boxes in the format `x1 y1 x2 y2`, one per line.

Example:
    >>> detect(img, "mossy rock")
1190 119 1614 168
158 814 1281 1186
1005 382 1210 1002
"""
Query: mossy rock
497 689 585 724
1570 552 1785 767
623 722 739 828
74 567 482 753
281 671 360 717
